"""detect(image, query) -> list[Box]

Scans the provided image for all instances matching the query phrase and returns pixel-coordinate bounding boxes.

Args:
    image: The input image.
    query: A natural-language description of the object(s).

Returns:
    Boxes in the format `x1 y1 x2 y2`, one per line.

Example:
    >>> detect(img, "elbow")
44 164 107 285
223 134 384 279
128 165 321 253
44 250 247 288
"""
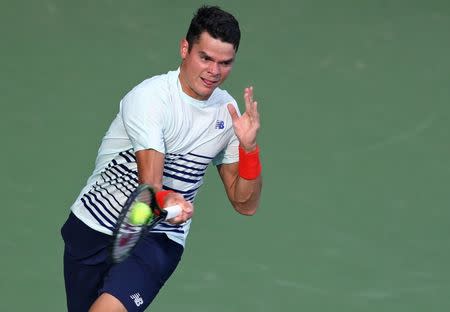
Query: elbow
239 209 257 216
233 203 258 216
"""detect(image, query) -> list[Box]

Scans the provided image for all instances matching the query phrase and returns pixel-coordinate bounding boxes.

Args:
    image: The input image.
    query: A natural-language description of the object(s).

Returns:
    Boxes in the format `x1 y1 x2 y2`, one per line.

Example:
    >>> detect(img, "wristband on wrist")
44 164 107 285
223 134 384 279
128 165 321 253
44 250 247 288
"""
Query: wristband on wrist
238 145 262 180
155 190 174 207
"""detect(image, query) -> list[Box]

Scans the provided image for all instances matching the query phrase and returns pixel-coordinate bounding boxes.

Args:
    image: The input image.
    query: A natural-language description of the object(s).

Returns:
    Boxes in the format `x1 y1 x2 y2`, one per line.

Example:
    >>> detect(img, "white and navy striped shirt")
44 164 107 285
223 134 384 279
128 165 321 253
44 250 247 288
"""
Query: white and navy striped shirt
70 69 240 247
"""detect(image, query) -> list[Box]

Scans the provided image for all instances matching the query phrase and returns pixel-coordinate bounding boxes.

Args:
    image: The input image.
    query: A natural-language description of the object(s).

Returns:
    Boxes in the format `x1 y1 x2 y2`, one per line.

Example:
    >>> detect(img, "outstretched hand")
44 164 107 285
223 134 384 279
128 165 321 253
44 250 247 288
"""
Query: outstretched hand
227 86 260 152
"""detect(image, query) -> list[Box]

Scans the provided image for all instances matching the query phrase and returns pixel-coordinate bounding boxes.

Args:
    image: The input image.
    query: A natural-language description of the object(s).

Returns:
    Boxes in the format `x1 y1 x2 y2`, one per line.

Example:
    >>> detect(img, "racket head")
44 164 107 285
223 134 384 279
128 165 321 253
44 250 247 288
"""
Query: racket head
111 184 164 263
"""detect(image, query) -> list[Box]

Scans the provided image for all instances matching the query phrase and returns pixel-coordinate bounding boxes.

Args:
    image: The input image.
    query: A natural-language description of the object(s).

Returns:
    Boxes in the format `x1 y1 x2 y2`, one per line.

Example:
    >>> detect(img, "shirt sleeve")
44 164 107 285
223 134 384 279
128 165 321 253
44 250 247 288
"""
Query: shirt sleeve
212 100 240 166
212 134 239 165
120 85 166 154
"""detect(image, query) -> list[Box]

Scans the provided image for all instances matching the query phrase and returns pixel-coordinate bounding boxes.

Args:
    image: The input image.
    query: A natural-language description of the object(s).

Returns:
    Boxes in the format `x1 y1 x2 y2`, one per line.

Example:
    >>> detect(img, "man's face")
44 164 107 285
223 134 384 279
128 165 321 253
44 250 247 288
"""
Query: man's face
179 31 236 100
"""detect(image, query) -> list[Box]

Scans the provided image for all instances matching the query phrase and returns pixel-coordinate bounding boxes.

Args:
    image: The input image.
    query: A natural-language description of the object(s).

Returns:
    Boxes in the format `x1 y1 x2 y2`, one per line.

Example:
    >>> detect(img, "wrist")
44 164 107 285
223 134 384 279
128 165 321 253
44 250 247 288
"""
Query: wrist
155 190 174 207
238 145 262 180
240 143 257 153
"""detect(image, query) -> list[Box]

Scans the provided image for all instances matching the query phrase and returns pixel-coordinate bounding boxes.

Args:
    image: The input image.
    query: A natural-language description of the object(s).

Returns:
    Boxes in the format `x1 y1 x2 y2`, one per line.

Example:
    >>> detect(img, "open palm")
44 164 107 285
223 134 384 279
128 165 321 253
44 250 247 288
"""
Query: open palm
227 86 260 152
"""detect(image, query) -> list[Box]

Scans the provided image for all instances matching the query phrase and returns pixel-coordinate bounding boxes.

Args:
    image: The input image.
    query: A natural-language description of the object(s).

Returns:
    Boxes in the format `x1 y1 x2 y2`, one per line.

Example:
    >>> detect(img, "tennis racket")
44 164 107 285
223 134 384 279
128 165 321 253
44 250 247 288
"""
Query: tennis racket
111 184 181 263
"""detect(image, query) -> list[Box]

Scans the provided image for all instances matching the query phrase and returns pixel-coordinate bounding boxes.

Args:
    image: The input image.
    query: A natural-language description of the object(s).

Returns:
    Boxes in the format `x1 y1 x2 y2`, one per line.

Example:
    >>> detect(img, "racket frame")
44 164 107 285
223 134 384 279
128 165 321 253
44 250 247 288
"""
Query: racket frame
111 184 171 263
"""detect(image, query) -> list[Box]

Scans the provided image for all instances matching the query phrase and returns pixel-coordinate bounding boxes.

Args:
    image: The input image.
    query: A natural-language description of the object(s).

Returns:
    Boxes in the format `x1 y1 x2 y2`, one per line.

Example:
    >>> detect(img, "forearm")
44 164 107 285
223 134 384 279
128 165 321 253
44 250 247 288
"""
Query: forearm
135 149 165 190
224 85 263 215
218 159 262 216
231 175 262 215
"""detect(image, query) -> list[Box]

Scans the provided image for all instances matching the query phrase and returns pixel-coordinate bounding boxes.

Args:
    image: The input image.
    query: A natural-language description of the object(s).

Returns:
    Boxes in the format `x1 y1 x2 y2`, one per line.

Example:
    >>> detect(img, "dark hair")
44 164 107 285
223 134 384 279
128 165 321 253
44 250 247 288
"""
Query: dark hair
186 5 241 52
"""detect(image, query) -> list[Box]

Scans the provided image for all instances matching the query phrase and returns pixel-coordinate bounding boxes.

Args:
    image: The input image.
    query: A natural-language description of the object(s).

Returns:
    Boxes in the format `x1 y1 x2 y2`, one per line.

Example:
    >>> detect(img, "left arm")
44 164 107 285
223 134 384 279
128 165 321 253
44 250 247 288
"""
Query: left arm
217 162 262 215
220 86 263 215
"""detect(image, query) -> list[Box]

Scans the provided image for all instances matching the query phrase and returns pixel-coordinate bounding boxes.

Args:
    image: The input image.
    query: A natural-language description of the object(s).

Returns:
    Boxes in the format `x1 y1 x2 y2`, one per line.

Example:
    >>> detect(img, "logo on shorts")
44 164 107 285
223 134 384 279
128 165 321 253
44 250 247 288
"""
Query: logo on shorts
130 293 144 307
215 120 225 129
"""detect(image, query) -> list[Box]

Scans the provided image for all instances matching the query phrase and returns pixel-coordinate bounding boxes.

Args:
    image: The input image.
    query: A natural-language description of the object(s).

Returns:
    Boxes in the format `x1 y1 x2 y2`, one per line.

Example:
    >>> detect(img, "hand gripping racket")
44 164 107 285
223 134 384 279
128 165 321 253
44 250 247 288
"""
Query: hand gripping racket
111 184 181 263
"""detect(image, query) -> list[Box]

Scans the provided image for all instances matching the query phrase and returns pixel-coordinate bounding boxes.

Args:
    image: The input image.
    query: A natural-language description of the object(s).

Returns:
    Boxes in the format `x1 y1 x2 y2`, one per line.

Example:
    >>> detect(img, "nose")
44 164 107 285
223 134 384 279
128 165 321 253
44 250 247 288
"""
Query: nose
208 62 220 76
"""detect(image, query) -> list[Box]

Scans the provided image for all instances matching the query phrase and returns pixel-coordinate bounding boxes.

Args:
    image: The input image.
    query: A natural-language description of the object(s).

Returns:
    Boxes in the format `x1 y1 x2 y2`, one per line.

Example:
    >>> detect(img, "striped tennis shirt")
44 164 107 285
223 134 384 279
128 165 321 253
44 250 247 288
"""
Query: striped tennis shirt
70 69 240 247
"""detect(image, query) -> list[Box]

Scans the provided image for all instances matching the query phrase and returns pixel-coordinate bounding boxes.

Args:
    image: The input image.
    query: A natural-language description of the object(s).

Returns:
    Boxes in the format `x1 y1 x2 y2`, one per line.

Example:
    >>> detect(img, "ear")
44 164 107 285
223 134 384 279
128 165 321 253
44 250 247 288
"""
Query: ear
180 39 189 59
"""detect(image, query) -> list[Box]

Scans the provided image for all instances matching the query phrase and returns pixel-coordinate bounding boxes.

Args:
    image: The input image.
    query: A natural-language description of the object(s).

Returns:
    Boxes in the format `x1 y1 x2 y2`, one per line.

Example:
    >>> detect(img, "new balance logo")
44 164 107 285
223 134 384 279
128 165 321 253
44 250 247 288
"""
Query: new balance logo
130 293 144 307
215 120 224 129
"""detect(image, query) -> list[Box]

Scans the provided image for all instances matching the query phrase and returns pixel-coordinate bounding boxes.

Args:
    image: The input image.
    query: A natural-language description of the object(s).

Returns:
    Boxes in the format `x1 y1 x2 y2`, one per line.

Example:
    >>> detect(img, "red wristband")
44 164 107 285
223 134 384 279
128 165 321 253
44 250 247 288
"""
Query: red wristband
155 190 174 207
238 145 262 180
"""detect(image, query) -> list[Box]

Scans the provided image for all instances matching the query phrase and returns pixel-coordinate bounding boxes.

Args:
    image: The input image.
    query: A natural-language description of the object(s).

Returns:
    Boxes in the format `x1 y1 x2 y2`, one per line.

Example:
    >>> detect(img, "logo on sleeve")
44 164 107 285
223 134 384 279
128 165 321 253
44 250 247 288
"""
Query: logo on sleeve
130 293 144 307
215 120 225 129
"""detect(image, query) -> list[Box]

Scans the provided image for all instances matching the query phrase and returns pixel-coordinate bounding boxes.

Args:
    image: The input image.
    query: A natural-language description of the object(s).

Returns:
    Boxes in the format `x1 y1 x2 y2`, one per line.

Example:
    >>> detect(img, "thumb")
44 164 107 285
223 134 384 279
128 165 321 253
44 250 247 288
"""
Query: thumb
227 103 239 122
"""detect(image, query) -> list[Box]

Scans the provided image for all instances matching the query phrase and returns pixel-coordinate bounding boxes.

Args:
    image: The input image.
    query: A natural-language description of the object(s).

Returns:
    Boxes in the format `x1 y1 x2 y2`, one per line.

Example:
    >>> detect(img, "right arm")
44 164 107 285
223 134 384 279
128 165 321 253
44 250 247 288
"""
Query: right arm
135 149 193 224
135 148 165 189
121 84 193 224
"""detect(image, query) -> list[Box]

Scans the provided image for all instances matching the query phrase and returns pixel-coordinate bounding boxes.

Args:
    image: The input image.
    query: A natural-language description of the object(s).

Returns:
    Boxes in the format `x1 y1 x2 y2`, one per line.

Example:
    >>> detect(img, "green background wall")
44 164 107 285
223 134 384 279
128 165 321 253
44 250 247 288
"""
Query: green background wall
1 0 449 310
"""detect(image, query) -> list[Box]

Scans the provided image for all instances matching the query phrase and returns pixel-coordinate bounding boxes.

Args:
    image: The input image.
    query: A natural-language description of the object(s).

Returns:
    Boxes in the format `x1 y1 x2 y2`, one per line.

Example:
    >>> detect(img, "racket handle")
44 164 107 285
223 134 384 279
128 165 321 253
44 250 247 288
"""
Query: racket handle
164 205 182 220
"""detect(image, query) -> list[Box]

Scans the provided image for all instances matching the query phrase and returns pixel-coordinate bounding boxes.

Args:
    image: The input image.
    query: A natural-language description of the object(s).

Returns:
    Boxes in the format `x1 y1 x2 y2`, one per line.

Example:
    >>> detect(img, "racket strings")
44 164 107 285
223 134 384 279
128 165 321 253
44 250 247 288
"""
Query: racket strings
112 184 162 263
112 189 152 261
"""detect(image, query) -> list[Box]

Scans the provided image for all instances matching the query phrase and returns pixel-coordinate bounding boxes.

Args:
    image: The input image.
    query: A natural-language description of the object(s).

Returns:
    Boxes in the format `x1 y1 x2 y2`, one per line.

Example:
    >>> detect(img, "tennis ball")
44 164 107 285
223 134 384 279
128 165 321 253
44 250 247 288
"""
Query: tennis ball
129 202 152 225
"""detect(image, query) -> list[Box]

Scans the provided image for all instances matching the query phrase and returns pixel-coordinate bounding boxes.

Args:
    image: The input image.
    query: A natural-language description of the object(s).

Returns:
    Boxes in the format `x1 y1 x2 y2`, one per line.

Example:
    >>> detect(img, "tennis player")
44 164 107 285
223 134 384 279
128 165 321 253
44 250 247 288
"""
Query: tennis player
61 5 262 311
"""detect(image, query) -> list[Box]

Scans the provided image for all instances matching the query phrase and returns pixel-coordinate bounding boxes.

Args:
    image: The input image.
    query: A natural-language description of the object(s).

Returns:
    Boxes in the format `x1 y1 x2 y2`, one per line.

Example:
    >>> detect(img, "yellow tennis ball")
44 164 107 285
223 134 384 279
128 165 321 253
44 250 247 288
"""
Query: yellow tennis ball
129 202 152 225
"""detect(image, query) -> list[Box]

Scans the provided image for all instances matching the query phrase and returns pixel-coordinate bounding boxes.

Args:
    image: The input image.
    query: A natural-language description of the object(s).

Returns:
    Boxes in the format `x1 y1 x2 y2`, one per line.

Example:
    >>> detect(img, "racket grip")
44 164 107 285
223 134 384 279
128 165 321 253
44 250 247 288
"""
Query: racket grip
164 205 182 220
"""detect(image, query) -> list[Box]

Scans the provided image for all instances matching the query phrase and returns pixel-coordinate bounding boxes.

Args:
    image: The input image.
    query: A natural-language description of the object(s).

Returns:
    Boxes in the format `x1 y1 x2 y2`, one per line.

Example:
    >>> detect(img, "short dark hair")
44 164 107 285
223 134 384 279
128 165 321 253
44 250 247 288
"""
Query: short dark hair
186 5 241 52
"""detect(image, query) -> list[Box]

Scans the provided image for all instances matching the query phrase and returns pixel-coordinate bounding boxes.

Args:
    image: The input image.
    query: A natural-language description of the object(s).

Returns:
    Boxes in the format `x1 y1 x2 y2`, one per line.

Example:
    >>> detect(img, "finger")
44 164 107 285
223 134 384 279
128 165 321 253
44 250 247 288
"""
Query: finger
248 86 254 102
167 210 184 224
252 101 259 120
227 103 239 122
244 87 252 112
167 216 181 224
246 86 258 116
184 204 193 220
167 201 193 224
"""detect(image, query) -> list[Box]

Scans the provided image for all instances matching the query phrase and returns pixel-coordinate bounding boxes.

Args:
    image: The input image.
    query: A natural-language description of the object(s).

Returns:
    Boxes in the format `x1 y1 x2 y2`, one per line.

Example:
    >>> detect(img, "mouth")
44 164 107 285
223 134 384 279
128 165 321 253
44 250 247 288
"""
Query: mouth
201 77 219 88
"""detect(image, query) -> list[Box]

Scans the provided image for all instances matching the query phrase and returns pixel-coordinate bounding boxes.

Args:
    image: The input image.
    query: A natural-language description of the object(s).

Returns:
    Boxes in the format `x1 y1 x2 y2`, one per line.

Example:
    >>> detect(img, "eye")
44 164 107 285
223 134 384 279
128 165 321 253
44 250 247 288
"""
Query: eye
220 60 233 67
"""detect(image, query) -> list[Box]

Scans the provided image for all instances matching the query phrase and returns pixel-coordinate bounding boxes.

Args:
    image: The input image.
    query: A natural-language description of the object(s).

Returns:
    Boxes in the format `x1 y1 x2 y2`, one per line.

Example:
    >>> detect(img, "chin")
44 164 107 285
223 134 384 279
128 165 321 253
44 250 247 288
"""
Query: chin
195 88 214 100
201 91 214 100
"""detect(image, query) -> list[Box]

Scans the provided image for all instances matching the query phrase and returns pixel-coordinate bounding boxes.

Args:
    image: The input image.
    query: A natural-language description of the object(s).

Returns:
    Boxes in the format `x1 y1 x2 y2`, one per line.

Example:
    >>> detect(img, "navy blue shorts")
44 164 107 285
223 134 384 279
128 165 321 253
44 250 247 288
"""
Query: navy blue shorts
61 212 183 311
